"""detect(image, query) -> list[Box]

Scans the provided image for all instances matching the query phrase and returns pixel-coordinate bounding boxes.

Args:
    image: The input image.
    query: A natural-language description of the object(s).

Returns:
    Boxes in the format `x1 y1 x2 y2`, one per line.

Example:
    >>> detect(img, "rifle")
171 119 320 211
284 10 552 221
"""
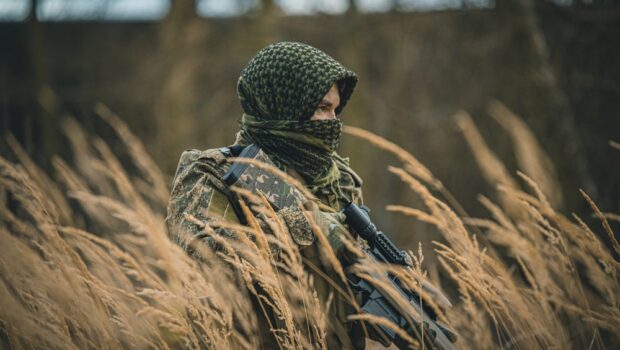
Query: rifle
343 203 457 349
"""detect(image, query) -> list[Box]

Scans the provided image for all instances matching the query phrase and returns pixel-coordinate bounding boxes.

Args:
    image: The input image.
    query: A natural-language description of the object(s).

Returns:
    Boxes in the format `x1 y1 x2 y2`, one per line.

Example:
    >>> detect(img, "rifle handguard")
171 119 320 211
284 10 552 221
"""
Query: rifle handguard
343 203 411 267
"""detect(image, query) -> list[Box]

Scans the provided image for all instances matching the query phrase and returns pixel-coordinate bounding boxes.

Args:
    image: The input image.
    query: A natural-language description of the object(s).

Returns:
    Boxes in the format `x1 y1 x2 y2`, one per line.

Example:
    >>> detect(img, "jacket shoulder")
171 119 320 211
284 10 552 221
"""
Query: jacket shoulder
166 147 238 255
173 148 228 178
168 147 233 213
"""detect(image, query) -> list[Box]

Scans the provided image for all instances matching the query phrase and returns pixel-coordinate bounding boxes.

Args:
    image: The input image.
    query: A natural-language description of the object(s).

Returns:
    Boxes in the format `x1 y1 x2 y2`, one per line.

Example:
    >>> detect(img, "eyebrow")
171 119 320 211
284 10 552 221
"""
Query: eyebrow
319 99 336 107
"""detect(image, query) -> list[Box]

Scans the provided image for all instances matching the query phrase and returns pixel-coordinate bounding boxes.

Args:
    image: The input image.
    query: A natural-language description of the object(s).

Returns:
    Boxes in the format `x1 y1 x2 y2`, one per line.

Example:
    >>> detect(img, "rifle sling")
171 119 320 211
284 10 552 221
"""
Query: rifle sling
215 144 260 225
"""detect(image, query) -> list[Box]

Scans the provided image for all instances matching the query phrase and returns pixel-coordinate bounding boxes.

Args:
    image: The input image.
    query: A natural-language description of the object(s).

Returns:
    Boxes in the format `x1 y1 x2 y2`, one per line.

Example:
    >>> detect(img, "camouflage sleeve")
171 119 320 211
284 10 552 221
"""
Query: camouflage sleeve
277 206 315 246
276 159 365 252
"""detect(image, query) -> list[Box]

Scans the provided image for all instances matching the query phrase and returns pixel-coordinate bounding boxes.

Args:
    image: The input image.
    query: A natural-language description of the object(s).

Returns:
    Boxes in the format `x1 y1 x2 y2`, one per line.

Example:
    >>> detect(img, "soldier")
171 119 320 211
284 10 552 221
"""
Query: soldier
166 42 367 348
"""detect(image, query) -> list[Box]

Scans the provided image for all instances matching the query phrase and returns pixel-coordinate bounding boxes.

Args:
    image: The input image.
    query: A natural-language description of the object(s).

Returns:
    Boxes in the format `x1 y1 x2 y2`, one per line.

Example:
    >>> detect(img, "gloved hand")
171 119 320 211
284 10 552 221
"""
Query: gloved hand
303 201 348 252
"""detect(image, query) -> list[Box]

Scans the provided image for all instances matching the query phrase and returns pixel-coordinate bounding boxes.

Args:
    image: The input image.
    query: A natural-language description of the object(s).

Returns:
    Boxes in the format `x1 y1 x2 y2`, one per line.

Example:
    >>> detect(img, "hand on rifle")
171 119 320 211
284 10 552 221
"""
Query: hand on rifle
303 200 349 252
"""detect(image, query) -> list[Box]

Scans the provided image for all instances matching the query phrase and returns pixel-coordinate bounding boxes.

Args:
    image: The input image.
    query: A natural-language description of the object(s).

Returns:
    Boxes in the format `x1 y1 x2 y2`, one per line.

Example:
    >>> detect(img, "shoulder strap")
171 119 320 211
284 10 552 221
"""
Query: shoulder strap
218 144 246 158
222 144 260 186
214 144 256 225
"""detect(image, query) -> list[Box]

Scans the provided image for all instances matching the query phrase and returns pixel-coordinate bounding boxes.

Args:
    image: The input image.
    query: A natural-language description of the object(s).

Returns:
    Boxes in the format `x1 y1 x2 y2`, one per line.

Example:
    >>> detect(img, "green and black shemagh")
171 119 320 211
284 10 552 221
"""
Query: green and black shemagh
236 41 358 190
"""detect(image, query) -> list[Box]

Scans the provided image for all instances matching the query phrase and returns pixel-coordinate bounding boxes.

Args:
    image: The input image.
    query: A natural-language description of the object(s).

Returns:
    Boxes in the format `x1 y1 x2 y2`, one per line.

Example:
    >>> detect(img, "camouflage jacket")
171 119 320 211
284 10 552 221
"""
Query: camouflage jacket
165 145 364 257
165 145 365 348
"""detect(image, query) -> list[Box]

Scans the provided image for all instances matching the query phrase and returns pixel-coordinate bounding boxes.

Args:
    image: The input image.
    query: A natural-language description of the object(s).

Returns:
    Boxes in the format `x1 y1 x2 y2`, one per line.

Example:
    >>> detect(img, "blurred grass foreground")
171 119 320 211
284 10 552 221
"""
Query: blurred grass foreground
0 103 618 349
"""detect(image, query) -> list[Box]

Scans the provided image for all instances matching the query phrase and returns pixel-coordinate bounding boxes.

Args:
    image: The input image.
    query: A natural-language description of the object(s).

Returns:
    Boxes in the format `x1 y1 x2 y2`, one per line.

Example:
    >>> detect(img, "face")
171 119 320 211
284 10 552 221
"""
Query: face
310 83 340 121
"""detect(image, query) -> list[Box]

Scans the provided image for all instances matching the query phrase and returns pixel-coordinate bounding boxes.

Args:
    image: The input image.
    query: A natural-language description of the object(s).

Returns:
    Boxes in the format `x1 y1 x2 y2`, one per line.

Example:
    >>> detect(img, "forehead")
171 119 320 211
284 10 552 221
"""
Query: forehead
323 83 340 102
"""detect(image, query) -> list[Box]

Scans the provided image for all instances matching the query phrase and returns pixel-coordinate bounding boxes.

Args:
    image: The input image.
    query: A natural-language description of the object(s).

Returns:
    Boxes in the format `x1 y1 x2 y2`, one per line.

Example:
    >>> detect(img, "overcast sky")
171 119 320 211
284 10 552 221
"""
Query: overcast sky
0 0 494 21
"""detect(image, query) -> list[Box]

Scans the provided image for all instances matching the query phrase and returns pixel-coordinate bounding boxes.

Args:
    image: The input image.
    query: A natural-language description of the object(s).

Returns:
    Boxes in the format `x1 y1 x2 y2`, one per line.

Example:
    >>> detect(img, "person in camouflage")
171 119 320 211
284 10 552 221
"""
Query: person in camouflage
166 42 367 349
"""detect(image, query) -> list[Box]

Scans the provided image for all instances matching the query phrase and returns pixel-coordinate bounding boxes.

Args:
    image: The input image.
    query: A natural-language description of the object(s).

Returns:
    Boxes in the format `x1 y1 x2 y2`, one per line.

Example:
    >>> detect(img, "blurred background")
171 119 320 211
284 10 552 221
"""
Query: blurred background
1 0 619 255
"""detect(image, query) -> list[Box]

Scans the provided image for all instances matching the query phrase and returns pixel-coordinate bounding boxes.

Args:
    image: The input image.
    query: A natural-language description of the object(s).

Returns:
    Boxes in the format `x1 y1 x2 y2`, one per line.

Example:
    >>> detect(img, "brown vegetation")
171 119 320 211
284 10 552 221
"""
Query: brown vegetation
1 105 618 349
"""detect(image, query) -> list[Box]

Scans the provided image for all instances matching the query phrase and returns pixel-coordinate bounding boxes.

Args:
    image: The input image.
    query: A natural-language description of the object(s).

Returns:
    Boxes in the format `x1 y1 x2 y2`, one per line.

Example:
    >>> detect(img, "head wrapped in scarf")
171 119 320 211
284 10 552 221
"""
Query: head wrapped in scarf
236 41 358 188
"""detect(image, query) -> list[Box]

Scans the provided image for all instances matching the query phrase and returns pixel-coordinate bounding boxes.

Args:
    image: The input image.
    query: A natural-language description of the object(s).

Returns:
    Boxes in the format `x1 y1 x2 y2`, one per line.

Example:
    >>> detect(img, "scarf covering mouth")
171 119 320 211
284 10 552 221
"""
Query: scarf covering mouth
239 114 343 186
236 41 357 190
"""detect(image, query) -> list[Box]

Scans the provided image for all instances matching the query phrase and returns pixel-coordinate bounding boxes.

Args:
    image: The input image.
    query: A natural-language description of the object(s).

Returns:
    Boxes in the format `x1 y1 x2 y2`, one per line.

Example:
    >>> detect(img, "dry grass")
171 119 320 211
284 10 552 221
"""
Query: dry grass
487 100 563 209
1 104 619 349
